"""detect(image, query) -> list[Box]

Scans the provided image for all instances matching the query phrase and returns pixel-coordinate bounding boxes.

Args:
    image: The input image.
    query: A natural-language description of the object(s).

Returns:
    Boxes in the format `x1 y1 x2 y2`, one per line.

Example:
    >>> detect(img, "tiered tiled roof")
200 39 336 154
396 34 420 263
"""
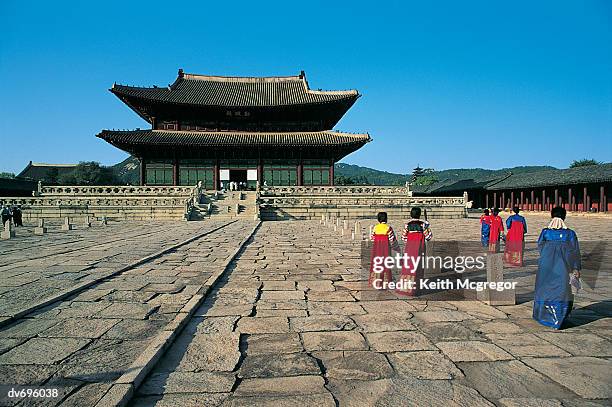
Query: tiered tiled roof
111 71 359 107
97 129 371 148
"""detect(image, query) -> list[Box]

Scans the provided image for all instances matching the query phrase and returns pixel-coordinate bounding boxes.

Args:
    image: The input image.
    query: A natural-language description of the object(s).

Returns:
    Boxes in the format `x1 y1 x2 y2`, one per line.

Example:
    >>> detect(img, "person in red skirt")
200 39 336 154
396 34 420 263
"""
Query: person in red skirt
488 208 505 253
504 206 527 266
368 212 400 288
397 207 432 296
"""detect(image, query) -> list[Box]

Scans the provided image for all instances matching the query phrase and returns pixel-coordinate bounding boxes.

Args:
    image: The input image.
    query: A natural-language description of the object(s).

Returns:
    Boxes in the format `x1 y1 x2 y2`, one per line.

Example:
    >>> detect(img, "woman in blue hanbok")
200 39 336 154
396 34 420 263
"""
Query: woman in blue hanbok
480 209 491 247
533 207 581 329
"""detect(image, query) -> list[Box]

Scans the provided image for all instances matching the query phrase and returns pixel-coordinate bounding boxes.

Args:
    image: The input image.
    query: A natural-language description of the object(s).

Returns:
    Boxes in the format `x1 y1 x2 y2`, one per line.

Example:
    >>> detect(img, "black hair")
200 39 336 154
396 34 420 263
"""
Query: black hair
410 207 422 219
513 206 520 214
483 209 490 215
551 206 566 220
377 212 388 223
493 208 500 216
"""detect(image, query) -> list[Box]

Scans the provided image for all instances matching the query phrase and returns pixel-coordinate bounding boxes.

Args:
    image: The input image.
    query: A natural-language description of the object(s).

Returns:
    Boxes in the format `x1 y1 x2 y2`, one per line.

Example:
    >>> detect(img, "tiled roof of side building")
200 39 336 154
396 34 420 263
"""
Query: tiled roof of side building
486 163 612 190
17 162 78 180
97 129 371 147
111 70 359 108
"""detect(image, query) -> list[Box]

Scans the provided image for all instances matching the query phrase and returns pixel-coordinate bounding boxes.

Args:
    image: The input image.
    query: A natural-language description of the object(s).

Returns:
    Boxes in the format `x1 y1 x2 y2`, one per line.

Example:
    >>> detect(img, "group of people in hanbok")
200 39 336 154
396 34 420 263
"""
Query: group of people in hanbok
480 206 527 266
368 208 432 297
370 205 582 330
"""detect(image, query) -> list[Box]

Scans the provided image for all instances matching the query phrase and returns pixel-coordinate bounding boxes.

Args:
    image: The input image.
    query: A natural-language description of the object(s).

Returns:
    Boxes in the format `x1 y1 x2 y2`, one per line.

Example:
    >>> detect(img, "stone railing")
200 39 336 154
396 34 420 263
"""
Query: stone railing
261 186 413 196
40 185 195 196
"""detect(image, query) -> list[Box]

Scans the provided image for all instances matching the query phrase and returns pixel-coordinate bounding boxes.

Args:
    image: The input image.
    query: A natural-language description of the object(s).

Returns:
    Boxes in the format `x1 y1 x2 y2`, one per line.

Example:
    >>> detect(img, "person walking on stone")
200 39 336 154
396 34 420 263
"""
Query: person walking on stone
12 205 23 227
480 209 491 247
1 205 12 228
368 212 400 289
504 206 527 266
533 206 581 329
396 207 432 296
488 208 504 253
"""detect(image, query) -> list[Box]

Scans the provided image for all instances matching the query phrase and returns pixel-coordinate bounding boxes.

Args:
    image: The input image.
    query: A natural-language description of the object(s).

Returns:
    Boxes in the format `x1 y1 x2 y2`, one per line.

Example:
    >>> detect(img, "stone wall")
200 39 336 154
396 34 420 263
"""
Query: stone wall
0 185 196 221
259 186 466 220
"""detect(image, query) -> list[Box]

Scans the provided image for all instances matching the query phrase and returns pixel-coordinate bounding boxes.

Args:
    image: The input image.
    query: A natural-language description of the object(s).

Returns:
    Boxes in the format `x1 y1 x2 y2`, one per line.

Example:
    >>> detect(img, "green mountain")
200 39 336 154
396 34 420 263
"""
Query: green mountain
110 156 558 187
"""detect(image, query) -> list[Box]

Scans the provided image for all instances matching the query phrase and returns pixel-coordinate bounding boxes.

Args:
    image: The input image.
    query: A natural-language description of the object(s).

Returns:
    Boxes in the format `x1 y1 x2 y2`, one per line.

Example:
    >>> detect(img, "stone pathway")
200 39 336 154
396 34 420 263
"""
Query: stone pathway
0 221 228 320
0 220 257 406
132 215 611 406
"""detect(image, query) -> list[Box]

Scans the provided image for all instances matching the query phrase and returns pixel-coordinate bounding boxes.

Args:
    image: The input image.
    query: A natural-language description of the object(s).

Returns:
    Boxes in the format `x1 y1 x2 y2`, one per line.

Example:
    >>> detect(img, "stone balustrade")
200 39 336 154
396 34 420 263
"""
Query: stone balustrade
40 185 195 196
261 185 413 196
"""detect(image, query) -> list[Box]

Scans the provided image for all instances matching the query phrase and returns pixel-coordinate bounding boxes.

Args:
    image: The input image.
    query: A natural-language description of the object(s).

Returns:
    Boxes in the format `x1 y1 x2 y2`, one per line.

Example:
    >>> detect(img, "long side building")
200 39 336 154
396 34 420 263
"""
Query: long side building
97 70 370 188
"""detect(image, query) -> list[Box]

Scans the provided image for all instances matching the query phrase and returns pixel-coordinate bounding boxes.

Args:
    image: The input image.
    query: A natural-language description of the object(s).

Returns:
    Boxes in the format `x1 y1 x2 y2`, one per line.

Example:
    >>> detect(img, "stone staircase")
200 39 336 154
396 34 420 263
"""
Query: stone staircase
190 191 258 220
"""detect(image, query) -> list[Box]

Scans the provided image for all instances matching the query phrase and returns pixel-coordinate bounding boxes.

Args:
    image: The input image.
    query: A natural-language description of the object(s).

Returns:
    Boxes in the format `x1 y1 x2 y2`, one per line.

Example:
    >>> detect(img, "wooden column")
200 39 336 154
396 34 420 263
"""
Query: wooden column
297 162 303 186
542 190 546 212
493 192 497 209
214 160 219 190
554 188 559 208
600 185 605 212
530 190 535 211
511 191 515 209
568 187 573 211
139 158 146 186
583 186 588 212
520 191 524 210
172 158 179 186
329 160 335 186
502 192 506 210
257 161 263 187
486 193 489 209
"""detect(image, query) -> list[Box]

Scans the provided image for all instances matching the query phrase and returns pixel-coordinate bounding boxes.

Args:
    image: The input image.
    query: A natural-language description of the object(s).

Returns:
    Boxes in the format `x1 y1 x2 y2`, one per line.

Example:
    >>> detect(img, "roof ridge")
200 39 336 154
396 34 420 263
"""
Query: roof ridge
182 72 302 83
30 163 78 167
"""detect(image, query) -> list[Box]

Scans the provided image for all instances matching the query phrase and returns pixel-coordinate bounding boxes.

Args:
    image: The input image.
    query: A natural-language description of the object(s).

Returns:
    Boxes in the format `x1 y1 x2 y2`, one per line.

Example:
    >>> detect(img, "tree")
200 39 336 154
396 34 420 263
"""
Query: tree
413 174 439 186
58 161 120 185
570 159 602 168
0 172 15 179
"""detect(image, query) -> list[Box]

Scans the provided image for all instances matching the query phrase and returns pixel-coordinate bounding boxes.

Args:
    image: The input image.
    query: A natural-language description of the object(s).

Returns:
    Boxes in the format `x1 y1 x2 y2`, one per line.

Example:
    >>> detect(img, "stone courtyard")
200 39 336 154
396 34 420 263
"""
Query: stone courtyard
0 213 610 406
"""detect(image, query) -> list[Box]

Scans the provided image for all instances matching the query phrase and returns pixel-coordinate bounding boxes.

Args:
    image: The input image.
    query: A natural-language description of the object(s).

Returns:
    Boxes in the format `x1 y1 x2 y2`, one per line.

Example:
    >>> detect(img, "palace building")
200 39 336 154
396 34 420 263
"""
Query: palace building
97 70 370 188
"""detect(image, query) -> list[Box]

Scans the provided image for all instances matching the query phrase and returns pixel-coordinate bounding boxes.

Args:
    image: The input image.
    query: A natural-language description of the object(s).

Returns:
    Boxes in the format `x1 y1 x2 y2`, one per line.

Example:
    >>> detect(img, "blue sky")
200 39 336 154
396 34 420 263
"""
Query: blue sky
1 1 610 174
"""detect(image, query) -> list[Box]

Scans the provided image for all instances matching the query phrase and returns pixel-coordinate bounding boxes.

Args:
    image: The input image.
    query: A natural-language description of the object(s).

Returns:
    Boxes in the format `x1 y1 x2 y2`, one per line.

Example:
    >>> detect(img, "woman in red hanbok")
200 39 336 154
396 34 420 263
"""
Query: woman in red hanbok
504 206 527 266
488 208 504 253
369 212 400 288
397 207 432 296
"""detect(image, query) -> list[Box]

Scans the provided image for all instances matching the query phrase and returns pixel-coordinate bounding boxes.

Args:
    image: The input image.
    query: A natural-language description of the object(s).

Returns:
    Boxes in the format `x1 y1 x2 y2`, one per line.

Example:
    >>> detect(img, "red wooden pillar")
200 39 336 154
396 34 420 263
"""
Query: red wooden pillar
493 192 497 209
554 188 559 208
172 158 179 186
583 186 588 212
511 191 515 209
600 185 605 212
296 162 303 186
139 158 146 186
568 187 573 211
329 160 335 186
257 161 263 188
502 192 506 210
530 190 535 211
213 160 219 190
486 193 489 209
541 190 545 211
520 191 524 210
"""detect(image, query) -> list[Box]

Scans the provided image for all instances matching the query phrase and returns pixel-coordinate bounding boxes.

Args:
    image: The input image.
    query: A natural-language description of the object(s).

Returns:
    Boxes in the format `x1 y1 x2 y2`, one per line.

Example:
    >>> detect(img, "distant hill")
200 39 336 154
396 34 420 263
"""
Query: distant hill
334 163 557 186
110 156 558 186
111 156 140 185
